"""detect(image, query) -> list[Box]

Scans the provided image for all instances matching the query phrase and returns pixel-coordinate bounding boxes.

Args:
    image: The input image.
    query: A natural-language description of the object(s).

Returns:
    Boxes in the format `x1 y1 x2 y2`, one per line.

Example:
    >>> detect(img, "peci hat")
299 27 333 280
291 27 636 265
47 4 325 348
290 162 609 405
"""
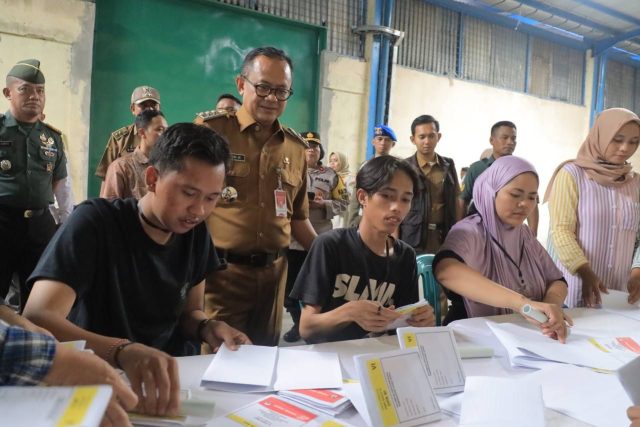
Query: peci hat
131 86 160 105
373 124 397 142
7 59 45 84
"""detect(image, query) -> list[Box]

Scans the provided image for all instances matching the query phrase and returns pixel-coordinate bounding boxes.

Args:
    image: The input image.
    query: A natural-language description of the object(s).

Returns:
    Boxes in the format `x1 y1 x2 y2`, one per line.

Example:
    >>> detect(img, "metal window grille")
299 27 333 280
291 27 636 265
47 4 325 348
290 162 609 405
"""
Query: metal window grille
392 0 458 76
529 37 584 105
461 16 527 92
215 0 365 57
604 59 636 112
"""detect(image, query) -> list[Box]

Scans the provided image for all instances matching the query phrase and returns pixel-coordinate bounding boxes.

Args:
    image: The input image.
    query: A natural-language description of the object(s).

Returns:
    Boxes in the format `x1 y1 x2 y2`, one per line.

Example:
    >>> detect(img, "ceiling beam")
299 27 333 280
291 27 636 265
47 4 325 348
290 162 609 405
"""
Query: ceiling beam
578 0 640 28
593 27 640 55
516 0 617 35
422 0 588 49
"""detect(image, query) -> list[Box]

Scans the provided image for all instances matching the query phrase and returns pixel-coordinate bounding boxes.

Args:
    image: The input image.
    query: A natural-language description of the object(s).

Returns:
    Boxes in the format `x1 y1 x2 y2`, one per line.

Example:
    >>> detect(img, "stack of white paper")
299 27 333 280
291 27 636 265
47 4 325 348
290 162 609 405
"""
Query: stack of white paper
213 395 356 426
528 364 632 427
488 321 639 371
0 385 112 427
459 376 544 427
354 348 441 427
396 326 466 394
602 289 640 321
201 344 343 392
386 299 430 330
278 389 352 416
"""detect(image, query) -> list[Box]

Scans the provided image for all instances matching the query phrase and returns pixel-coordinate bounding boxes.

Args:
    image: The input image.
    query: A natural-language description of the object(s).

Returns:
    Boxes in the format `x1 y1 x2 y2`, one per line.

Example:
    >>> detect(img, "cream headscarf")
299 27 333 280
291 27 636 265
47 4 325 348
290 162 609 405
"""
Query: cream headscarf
330 151 351 178
544 108 640 202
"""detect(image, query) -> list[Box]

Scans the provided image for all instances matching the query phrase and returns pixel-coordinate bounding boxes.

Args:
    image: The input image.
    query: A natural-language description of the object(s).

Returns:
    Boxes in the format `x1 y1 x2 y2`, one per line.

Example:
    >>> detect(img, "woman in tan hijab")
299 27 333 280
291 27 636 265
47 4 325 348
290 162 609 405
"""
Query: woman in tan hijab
328 151 355 228
545 108 640 308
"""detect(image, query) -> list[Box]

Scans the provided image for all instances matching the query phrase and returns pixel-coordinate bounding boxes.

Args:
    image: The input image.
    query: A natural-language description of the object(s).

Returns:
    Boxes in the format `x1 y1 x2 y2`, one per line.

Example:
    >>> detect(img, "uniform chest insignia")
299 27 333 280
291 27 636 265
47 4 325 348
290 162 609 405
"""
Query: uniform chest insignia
40 133 47 143
46 137 54 146
0 159 12 171
231 153 246 162
221 186 238 202
283 157 290 165
46 163 53 172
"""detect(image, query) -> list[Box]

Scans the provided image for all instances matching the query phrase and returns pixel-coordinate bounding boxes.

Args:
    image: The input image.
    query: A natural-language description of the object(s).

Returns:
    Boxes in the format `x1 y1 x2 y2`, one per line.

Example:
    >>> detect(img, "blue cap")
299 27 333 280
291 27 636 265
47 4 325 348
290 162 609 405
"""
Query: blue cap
373 124 397 142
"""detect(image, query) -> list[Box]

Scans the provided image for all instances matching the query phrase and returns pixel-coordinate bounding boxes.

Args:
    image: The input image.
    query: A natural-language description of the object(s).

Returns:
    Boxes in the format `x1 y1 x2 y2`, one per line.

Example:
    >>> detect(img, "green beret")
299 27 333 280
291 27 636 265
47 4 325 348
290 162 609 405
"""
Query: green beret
7 59 45 84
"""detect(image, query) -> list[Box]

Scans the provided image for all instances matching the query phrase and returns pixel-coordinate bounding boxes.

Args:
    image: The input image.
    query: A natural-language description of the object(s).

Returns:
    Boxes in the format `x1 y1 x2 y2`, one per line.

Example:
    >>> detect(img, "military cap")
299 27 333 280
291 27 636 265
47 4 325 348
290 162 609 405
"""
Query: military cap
7 59 45 84
302 131 324 161
131 86 160 104
373 124 397 142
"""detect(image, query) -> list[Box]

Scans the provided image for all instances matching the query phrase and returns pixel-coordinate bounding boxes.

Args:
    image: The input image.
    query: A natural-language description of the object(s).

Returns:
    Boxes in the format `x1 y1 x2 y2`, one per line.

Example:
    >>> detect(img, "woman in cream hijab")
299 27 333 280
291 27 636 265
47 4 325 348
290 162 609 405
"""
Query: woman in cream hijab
545 108 640 308
329 151 355 228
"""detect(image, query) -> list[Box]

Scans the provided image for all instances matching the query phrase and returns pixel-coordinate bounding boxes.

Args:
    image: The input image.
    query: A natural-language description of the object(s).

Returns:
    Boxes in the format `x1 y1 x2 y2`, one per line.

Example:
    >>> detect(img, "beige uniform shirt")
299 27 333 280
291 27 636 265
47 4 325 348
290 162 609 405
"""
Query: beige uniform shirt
95 124 140 178
196 106 309 253
100 148 149 200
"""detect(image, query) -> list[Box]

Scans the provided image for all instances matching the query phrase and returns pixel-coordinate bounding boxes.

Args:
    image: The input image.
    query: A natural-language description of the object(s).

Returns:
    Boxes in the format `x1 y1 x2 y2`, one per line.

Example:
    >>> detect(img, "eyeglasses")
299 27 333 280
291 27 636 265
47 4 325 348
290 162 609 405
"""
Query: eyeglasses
241 75 293 101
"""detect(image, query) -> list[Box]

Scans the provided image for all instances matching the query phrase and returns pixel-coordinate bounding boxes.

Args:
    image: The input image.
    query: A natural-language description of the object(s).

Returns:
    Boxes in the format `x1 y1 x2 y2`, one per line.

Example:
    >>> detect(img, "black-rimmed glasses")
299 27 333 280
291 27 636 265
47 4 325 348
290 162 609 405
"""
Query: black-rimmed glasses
241 75 293 101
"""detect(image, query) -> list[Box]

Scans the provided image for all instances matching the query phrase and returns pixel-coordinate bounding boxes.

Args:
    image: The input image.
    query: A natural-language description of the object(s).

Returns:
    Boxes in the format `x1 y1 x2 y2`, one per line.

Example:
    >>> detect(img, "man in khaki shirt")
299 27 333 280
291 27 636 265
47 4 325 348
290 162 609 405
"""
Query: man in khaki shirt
95 86 161 179
196 47 316 346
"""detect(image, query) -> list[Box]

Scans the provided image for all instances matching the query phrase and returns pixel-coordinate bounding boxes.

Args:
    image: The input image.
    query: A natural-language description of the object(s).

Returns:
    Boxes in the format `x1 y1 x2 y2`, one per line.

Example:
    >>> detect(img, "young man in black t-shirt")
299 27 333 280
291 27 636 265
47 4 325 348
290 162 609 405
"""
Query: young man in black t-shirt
290 156 436 343
23 123 250 417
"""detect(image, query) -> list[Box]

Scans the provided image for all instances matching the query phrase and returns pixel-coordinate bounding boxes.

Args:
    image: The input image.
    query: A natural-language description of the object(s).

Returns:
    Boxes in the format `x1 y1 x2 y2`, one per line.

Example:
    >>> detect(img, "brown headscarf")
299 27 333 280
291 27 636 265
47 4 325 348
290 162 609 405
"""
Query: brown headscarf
543 108 640 202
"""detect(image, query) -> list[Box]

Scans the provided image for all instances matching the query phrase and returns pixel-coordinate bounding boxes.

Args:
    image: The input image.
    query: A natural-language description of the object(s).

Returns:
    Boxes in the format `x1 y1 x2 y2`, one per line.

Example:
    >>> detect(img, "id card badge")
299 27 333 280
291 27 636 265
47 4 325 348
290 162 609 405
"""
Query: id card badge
274 189 287 217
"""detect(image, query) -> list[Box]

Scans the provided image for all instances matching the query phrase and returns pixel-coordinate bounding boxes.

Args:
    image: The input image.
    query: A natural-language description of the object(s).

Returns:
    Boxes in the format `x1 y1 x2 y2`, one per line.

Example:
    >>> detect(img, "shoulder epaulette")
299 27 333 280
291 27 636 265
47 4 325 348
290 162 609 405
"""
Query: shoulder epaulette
284 127 308 147
42 121 63 135
111 125 130 139
196 109 235 122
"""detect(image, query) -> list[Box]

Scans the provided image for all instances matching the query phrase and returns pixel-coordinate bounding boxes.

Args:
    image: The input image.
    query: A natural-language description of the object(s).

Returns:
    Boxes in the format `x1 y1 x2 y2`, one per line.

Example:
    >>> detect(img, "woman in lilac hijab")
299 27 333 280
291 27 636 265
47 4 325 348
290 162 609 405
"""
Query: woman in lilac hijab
434 156 571 342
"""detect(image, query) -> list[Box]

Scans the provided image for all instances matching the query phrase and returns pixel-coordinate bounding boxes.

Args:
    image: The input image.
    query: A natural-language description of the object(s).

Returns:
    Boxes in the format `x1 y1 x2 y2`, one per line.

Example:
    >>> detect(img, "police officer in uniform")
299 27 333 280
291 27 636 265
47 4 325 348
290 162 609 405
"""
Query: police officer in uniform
0 59 67 305
95 85 160 179
196 46 317 346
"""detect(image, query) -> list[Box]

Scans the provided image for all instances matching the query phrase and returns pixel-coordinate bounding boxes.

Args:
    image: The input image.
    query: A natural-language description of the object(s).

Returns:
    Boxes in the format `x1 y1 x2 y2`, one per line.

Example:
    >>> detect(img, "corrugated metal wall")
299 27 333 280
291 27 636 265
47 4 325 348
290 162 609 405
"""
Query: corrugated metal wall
529 38 584 105
605 59 637 112
216 0 365 57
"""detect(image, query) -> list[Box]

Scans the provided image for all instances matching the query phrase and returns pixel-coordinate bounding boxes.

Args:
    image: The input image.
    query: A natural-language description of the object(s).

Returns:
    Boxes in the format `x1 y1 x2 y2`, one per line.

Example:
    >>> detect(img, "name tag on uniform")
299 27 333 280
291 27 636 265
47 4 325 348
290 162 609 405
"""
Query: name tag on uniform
274 189 287 217
231 153 246 162
0 141 12 147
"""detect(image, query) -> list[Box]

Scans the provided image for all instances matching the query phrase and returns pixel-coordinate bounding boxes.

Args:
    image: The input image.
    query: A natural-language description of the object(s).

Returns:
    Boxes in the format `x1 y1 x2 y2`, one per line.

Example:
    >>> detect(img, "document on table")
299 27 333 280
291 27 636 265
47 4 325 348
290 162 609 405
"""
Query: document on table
488 321 640 371
354 348 441 427
602 289 640 321
386 299 430 330
278 388 352 416
0 385 112 427
617 354 640 404
213 395 356 426
201 344 343 392
528 364 632 427
396 326 466 393
459 376 544 427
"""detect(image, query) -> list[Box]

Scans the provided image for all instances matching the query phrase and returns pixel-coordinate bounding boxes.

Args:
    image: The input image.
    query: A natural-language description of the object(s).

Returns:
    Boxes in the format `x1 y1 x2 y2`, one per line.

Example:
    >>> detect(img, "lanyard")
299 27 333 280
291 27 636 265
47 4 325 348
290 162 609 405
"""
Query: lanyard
488 233 525 285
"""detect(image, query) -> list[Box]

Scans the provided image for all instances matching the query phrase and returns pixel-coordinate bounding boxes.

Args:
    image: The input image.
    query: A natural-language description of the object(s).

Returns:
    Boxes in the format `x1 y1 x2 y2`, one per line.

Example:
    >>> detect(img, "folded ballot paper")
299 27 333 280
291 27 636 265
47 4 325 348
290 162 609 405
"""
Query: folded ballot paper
459 376 545 427
201 344 343 392
277 389 352 416
397 326 466 394
0 385 112 427
213 395 356 427
488 321 639 371
385 299 430 330
354 348 441 427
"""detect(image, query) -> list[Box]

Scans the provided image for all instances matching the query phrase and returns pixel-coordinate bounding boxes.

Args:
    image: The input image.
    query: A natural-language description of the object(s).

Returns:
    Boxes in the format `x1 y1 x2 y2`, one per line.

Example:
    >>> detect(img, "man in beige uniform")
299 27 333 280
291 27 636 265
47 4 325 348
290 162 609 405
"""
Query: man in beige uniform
196 47 316 346
95 86 161 179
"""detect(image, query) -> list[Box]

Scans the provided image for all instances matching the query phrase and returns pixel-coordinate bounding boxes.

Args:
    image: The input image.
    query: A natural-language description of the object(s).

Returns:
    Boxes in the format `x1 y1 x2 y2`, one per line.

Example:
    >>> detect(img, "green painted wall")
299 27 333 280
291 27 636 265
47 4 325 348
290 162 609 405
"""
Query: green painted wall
89 0 325 196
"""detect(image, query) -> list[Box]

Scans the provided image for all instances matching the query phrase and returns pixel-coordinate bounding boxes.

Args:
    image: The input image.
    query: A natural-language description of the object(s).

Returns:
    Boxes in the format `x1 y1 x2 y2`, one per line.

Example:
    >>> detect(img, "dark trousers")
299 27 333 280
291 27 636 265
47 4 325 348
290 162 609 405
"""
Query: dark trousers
0 206 57 309
284 249 308 327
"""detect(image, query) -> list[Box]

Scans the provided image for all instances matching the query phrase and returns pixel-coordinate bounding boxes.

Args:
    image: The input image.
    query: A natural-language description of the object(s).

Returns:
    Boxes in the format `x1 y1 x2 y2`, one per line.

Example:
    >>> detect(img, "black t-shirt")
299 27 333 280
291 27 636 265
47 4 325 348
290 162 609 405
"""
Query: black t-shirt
290 227 419 343
28 198 218 356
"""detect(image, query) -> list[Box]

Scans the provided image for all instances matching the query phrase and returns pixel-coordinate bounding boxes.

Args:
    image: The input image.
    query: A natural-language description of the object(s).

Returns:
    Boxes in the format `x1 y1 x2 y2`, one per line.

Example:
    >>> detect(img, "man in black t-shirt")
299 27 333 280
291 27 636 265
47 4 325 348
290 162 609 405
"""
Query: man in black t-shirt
290 156 436 343
23 123 250 418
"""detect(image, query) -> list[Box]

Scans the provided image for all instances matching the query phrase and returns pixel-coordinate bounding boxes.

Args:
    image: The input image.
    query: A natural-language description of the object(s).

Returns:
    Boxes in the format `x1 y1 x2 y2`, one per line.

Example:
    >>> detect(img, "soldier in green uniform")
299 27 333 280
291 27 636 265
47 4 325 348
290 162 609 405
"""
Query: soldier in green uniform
0 59 67 305
94 85 160 179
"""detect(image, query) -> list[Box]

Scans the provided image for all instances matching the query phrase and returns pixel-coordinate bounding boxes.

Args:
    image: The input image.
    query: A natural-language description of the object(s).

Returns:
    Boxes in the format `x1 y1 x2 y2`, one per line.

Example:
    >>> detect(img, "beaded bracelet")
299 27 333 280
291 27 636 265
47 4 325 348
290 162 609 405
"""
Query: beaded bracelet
113 341 136 369
105 338 130 367
197 318 211 342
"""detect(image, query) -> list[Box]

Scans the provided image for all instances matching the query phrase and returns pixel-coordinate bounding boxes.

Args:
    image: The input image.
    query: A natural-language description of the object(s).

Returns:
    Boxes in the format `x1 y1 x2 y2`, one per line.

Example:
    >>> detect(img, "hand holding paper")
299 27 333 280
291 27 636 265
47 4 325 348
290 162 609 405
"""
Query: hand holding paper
348 300 401 333
385 300 433 330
